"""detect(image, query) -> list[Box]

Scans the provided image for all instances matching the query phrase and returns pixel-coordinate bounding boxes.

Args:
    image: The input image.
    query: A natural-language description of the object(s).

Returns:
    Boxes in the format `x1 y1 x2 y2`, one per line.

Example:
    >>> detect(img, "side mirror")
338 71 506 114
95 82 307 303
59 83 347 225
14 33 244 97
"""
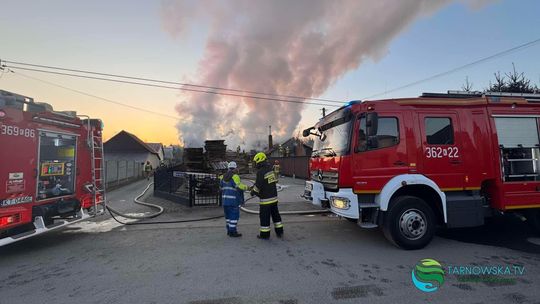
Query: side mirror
366 112 378 136
302 127 314 137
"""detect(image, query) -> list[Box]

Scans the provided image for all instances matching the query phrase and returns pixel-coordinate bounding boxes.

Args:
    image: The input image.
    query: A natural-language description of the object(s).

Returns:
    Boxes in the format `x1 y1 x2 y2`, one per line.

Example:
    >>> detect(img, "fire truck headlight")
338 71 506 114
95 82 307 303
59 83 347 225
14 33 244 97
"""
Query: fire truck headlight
0 110 5 118
330 196 350 210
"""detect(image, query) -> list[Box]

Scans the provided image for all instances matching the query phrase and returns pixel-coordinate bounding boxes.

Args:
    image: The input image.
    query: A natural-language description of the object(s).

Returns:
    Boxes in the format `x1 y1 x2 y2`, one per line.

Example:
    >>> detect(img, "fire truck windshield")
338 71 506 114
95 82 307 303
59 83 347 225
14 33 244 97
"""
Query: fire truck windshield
312 118 352 157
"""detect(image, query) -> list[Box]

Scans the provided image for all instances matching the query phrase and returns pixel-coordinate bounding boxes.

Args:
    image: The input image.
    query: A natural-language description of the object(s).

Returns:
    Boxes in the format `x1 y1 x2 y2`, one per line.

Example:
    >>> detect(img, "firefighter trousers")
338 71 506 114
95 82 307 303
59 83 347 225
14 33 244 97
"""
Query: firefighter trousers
259 203 283 239
224 206 240 234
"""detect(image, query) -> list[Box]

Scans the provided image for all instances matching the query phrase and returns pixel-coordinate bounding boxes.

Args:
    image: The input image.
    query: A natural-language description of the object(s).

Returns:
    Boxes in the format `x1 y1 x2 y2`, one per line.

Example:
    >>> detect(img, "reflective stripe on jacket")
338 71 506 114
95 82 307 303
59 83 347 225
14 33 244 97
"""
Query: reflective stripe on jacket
221 178 241 206
252 164 278 205
220 170 246 206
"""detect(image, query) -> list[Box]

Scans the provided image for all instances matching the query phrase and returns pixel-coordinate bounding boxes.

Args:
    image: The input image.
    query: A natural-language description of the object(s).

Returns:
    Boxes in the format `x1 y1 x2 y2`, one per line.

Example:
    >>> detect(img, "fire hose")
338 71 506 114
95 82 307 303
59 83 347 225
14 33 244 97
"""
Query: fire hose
107 178 329 226
240 180 330 215
106 183 224 225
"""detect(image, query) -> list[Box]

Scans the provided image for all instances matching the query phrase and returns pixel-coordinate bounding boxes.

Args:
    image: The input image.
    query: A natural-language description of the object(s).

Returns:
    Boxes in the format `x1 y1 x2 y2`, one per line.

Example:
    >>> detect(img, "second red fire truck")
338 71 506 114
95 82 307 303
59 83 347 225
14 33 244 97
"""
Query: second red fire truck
304 91 540 249
0 90 105 246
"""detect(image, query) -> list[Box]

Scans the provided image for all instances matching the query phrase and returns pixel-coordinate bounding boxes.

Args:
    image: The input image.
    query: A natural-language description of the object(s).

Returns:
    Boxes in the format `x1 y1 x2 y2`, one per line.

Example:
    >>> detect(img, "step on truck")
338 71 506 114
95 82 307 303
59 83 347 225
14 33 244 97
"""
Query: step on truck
303 91 540 250
0 90 105 246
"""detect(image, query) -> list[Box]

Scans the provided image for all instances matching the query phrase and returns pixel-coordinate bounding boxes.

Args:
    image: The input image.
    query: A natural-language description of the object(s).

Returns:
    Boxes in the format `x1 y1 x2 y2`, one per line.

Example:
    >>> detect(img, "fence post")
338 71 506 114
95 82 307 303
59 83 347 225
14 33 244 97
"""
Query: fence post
219 174 223 207
189 175 194 207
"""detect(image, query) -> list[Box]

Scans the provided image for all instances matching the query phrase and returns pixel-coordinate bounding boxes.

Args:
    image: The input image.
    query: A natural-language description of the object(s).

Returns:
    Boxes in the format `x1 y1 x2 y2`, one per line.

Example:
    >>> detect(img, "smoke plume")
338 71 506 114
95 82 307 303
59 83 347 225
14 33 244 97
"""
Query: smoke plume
161 0 491 149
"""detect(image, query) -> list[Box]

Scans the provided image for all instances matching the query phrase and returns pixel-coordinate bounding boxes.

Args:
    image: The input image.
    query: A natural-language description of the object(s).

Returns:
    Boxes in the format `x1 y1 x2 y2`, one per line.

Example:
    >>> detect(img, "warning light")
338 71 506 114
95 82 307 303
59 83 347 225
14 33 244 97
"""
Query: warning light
0 110 6 118
0 214 20 227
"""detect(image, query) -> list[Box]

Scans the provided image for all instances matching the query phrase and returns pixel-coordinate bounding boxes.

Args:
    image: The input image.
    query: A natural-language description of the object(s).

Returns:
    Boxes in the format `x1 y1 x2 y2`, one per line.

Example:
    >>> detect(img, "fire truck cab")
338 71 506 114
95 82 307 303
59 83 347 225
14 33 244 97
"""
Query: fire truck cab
304 91 540 250
0 90 105 246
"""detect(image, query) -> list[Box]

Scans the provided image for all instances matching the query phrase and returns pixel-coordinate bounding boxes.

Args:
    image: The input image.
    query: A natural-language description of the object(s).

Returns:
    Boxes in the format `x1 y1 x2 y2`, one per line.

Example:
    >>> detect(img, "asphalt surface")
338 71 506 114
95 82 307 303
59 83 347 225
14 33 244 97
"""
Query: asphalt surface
1 177 540 304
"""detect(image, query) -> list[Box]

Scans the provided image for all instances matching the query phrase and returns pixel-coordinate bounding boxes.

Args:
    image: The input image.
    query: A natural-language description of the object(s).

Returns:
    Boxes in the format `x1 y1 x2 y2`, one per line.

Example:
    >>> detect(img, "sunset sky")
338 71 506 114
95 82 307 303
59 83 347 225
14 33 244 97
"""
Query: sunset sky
1 0 540 148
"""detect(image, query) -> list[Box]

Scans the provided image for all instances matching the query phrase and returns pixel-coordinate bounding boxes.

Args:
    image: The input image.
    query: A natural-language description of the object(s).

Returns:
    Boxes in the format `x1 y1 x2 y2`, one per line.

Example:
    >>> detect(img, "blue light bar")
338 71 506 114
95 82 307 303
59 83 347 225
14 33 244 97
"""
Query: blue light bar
345 100 362 107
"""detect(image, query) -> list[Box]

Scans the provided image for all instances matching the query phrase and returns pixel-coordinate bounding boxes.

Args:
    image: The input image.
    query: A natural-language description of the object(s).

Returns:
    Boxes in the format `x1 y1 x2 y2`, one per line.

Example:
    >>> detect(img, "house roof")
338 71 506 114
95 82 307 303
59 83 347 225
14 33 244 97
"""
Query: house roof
267 137 313 154
146 143 163 154
104 130 158 155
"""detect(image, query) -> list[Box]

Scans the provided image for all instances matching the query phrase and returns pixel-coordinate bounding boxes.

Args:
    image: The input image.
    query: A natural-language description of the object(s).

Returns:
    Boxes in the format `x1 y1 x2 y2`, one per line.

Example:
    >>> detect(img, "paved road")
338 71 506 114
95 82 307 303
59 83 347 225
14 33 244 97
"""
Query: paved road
1 178 539 304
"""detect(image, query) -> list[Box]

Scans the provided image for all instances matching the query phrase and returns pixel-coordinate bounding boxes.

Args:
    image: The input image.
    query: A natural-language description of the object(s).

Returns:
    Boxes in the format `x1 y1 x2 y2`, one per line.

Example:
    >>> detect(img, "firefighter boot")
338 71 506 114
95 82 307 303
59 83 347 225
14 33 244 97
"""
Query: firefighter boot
275 224 284 238
257 226 271 239
229 232 242 237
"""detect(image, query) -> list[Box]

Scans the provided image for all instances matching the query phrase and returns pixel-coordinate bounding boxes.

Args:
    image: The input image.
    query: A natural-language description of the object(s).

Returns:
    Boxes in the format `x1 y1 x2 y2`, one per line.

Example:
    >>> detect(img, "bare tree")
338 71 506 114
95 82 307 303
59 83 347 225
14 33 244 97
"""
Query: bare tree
461 76 474 92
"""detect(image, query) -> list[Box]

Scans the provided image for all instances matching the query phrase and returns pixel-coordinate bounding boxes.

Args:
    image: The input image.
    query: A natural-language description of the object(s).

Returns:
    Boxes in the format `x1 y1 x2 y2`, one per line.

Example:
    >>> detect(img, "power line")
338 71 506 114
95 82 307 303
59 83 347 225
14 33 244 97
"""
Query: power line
4 65 340 108
3 59 345 104
363 37 540 100
8 68 182 120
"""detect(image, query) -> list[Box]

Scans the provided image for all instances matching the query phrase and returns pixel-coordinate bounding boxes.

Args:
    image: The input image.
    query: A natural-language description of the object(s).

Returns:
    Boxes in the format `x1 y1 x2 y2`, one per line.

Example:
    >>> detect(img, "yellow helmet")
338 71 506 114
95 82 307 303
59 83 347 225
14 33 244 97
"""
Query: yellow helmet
253 152 267 164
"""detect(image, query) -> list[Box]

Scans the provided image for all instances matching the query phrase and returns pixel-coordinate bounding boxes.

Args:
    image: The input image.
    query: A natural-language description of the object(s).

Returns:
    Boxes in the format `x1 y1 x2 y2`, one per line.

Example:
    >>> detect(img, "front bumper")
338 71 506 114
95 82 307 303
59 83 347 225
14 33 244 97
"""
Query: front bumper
303 181 359 219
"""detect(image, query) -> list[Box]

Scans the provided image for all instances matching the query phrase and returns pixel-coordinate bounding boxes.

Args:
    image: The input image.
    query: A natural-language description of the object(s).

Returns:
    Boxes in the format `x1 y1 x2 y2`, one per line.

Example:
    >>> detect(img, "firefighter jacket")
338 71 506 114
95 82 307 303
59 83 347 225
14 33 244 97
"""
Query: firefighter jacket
220 171 247 206
251 164 278 205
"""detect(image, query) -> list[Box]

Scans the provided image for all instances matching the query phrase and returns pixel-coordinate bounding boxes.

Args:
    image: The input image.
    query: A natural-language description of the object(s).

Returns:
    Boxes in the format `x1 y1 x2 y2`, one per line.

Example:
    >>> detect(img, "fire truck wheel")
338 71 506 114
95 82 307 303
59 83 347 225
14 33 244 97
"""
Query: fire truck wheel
382 195 435 250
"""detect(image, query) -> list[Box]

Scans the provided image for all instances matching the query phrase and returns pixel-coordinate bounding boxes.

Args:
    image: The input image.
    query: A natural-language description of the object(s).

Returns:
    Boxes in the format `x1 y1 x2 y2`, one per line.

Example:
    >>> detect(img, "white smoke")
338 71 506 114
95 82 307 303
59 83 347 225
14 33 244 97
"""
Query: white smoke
161 0 492 148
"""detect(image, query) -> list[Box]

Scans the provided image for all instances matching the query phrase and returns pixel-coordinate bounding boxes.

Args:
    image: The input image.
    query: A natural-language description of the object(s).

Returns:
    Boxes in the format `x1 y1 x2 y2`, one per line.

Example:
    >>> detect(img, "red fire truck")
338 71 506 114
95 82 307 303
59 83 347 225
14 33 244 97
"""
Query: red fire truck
0 90 105 246
303 91 540 250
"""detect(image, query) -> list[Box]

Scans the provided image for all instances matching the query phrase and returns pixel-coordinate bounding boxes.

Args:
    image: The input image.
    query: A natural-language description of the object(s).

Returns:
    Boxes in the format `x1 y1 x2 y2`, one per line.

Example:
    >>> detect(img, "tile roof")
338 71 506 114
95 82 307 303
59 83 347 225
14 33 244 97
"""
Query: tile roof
146 143 163 154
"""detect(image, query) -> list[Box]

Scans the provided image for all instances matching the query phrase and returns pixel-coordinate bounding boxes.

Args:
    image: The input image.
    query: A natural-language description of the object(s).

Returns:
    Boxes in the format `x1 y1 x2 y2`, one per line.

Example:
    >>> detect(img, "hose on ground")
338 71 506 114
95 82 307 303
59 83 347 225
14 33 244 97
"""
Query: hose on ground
106 182 224 226
239 180 330 215
107 177 329 226
106 183 164 219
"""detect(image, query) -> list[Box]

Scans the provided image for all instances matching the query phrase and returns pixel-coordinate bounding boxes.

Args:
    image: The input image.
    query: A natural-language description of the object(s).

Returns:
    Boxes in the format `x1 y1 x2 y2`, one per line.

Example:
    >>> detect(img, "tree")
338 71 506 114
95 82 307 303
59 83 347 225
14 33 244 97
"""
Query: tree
486 64 538 93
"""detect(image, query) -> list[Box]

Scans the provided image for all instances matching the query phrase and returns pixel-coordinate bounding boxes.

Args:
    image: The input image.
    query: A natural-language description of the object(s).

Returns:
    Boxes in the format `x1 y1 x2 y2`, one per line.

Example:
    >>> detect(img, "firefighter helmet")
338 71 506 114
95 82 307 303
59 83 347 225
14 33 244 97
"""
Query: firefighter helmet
227 161 237 169
253 152 267 164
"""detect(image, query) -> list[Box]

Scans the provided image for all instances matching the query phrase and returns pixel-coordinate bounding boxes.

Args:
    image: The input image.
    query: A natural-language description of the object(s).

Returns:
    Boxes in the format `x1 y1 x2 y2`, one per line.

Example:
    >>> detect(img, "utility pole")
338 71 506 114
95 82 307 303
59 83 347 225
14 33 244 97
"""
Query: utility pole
268 125 273 150
321 107 326 117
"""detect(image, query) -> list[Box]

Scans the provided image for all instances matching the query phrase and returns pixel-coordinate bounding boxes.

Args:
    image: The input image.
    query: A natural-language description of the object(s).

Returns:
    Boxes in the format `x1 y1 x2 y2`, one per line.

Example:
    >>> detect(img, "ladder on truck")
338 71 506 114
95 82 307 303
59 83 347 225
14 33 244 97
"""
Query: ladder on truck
80 116 107 215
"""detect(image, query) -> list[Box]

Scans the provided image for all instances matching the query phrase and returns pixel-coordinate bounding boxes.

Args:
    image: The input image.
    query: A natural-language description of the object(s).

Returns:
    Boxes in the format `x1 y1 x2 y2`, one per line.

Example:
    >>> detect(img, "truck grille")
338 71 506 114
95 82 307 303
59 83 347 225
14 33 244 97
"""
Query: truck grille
311 170 339 190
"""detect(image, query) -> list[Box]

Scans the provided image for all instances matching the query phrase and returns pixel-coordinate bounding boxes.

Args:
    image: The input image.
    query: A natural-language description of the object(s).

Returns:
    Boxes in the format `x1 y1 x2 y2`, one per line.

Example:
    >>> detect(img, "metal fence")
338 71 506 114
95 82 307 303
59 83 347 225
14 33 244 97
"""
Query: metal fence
153 168 221 207
105 160 145 188
268 156 310 179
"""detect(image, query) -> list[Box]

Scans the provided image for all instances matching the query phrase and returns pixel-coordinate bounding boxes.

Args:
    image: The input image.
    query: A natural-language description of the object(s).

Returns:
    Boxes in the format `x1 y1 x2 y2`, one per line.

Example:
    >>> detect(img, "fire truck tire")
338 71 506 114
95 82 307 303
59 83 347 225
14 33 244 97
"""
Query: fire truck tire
526 210 540 235
382 195 435 250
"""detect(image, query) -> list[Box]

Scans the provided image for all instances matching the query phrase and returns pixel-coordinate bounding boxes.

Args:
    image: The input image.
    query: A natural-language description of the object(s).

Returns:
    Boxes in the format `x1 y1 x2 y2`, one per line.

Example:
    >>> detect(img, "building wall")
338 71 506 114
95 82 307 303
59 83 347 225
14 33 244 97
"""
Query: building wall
268 156 310 179
146 154 161 170
105 152 160 171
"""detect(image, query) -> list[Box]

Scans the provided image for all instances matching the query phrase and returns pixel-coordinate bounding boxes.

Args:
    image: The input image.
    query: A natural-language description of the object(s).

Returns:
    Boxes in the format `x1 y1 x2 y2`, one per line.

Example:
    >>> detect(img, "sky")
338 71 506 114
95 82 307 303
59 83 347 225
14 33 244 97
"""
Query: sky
1 0 539 148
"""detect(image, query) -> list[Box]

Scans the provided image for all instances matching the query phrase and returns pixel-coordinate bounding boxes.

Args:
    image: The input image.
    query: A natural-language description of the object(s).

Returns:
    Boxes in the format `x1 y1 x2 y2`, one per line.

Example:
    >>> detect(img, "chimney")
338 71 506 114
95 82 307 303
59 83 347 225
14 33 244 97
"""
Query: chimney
268 125 273 150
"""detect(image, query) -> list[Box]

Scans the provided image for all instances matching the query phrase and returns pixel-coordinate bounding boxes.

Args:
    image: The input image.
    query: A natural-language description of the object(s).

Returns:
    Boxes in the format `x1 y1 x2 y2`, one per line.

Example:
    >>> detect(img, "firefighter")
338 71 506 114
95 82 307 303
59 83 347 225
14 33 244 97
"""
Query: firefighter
273 160 281 181
250 152 283 239
220 161 248 237
144 161 153 180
